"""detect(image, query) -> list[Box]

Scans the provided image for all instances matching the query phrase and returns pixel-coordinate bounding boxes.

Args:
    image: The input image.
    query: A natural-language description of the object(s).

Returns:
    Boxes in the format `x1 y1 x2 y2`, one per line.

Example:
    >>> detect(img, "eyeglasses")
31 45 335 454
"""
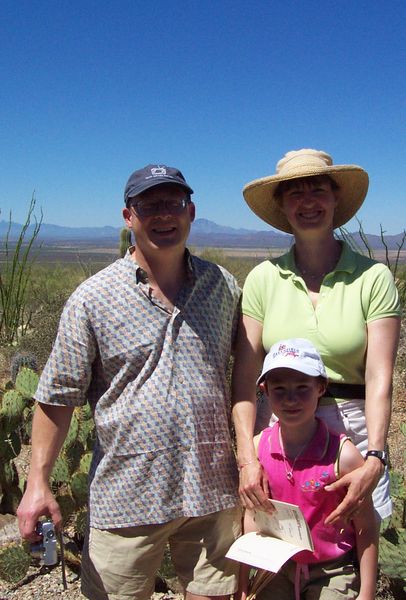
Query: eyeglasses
129 197 190 217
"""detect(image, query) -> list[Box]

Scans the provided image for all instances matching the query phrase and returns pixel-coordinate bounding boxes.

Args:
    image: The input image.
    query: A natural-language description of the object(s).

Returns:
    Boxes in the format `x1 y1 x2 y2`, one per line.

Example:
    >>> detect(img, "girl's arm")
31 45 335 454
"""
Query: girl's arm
325 316 400 525
339 439 378 600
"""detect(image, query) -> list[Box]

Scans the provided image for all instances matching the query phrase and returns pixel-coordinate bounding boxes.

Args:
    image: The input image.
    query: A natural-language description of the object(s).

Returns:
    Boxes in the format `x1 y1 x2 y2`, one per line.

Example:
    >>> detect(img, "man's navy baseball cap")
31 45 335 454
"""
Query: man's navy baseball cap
124 164 194 204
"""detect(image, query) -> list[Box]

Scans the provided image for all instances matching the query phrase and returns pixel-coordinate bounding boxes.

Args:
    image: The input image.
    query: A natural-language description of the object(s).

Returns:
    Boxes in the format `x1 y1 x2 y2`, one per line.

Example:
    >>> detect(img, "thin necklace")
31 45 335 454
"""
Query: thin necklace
295 241 342 280
278 430 309 484
298 266 331 280
297 258 338 280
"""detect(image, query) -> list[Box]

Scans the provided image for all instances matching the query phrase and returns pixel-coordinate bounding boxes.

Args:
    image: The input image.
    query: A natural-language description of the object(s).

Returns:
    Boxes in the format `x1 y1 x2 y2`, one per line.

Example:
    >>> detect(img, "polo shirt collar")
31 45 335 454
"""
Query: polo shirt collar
270 418 330 462
274 241 356 278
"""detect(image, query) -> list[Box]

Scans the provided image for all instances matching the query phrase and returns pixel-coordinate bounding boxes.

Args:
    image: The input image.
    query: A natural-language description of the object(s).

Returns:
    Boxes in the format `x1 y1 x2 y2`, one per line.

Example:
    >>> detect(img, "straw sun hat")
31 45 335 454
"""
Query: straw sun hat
243 149 369 233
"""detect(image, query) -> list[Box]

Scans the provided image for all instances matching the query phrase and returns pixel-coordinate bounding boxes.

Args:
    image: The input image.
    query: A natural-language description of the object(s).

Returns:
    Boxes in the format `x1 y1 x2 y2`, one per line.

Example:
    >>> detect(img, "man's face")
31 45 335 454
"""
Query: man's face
123 184 195 254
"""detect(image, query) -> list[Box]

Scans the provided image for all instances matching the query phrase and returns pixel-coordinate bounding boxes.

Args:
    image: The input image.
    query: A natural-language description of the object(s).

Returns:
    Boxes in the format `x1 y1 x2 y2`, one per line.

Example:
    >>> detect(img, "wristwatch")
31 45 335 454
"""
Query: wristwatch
365 450 387 467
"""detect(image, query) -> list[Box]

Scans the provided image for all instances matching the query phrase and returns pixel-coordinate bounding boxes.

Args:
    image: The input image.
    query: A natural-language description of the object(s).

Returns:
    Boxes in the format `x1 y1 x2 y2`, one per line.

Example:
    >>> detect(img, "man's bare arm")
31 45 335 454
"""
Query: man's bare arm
17 403 74 541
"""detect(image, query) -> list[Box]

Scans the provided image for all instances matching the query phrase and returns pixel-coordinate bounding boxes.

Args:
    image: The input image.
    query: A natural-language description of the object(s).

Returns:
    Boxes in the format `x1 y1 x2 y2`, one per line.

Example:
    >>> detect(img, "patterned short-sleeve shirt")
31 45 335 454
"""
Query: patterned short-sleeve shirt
35 250 241 528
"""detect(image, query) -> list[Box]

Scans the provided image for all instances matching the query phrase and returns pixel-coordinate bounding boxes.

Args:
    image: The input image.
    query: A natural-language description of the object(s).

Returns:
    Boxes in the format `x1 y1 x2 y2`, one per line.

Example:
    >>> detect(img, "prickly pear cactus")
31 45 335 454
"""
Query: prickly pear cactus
1 389 26 421
379 528 406 592
10 352 38 384
76 404 95 450
51 454 72 484
14 366 39 399
0 461 19 487
62 410 80 449
21 405 34 443
0 429 21 461
74 507 88 539
56 493 76 524
65 440 85 472
79 451 92 474
0 543 31 584
70 471 88 507
378 421 406 589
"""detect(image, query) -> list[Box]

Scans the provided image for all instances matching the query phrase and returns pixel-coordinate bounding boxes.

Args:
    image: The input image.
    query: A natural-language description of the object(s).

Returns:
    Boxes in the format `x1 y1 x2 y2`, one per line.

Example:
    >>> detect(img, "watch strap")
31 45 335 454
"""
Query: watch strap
365 450 387 466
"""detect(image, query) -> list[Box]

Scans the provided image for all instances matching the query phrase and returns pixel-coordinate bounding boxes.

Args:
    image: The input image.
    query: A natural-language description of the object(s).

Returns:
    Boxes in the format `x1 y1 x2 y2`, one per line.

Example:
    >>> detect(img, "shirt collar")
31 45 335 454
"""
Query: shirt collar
270 418 330 462
124 246 195 285
272 241 356 278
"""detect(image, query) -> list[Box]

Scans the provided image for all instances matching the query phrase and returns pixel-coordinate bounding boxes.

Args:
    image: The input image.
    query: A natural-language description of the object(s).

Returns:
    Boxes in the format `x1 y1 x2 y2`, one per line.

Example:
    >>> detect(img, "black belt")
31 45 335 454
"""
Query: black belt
323 383 365 400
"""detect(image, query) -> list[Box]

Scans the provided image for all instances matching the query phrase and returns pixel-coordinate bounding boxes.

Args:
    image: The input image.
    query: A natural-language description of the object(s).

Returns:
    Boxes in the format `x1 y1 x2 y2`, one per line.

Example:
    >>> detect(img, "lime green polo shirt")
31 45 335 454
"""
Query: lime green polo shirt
242 242 400 385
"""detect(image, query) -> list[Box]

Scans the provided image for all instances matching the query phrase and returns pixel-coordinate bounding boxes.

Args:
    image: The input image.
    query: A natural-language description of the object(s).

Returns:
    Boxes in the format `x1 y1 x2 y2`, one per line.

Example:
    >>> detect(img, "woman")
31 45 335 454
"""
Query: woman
232 149 401 523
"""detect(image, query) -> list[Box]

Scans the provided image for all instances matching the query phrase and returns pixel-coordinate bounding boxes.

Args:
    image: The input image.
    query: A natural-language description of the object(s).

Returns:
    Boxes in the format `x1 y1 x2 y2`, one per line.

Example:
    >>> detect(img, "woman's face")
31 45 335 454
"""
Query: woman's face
280 177 338 235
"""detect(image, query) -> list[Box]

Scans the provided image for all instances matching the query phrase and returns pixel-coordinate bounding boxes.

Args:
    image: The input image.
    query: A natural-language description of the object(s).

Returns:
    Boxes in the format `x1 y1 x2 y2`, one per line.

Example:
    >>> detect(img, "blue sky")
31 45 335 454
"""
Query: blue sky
1 0 405 234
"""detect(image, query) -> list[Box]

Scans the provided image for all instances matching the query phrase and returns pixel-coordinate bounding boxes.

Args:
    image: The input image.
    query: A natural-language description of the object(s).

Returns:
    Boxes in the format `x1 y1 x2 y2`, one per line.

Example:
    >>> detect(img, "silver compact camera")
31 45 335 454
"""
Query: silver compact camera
31 519 58 566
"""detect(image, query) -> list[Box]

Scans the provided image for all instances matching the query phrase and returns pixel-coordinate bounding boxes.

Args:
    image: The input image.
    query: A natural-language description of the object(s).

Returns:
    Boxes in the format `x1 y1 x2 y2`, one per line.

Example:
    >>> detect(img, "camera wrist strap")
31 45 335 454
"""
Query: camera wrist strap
58 529 67 590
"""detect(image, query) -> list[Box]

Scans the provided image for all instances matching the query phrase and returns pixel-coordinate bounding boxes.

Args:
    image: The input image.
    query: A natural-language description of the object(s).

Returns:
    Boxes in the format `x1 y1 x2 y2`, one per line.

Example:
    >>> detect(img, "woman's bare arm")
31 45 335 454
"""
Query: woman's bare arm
325 315 400 524
232 314 269 509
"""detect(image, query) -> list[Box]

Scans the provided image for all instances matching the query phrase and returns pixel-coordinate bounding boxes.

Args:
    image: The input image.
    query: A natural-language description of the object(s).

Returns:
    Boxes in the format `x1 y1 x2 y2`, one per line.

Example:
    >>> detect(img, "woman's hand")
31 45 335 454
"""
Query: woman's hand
324 458 382 524
238 460 270 510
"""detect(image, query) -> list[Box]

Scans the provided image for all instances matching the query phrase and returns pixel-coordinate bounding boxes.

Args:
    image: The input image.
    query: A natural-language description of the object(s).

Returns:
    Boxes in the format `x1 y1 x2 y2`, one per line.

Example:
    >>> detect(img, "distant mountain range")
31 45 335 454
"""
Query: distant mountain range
0 218 404 250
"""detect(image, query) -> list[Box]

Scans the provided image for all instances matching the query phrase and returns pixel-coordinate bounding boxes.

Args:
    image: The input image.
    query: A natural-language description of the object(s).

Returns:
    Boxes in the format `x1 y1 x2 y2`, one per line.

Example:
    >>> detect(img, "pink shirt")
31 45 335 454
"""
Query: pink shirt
258 418 355 564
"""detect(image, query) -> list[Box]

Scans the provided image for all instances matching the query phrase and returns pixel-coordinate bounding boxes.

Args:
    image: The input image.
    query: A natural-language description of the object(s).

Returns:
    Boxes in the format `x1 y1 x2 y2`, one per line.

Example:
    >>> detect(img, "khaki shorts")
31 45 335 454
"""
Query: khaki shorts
81 507 242 600
257 551 359 600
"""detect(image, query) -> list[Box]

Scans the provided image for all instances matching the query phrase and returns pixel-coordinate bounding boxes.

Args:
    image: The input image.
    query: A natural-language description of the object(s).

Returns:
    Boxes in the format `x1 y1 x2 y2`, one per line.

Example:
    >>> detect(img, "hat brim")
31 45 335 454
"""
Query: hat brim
243 165 369 233
125 178 193 202
257 363 325 386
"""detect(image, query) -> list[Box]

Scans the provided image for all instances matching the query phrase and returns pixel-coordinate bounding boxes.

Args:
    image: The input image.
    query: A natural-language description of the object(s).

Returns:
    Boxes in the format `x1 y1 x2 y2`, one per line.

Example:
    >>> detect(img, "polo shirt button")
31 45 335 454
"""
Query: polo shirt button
178 375 184 383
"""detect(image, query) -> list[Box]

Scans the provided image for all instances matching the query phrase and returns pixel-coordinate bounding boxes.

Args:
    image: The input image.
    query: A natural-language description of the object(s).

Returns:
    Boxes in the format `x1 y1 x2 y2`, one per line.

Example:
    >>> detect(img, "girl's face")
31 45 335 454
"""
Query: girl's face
263 368 326 428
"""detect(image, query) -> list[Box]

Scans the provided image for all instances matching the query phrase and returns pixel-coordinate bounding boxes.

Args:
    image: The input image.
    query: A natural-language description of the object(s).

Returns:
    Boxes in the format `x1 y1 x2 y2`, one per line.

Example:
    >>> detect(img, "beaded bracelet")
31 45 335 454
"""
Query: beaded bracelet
238 458 258 471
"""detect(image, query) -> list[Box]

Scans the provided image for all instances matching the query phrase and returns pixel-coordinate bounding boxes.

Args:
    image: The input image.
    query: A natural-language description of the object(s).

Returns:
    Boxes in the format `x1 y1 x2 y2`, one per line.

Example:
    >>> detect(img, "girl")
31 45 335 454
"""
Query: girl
238 338 378 600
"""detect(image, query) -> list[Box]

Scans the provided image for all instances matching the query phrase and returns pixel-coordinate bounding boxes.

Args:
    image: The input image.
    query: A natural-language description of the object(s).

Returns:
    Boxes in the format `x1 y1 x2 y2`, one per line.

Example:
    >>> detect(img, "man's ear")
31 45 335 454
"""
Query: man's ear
259 381 266 394
123 206 132 226
189 201 196 223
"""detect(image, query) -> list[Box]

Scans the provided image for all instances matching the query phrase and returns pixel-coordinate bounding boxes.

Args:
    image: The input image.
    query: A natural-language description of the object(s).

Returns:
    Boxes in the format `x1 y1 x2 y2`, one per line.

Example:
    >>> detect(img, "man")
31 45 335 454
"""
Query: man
17 164 242 600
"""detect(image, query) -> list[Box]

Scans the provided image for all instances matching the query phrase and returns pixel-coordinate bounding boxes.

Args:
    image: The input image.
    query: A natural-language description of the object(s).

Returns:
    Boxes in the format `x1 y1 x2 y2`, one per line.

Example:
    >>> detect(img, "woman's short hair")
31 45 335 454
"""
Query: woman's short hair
274 175 339 202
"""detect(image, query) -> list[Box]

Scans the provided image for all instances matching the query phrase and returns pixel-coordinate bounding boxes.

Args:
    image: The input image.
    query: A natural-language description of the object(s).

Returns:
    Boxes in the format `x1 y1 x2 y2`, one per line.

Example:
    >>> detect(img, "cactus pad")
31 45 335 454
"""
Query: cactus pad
0 543 31 583
15 367 39 399
379 527 406 590
71 471 88 507
51 454 71 484
1 389 26 420
79 451 93 474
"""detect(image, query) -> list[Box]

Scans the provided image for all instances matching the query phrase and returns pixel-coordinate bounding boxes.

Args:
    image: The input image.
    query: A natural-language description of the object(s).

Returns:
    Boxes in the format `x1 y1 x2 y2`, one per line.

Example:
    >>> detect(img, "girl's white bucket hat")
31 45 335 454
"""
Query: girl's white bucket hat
243 148 369 233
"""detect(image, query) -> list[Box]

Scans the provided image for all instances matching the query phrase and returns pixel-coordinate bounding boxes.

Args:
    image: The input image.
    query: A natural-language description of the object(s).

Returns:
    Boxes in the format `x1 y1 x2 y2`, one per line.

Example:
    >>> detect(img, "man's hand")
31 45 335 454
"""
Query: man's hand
238 460 270 510
324 460 382 525
17 482 62 542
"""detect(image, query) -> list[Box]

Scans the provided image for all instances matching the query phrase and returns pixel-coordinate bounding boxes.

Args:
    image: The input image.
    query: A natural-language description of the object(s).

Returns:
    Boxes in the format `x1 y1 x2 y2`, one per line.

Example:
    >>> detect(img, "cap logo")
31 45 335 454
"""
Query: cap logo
151 166 167 176
273 344 299 359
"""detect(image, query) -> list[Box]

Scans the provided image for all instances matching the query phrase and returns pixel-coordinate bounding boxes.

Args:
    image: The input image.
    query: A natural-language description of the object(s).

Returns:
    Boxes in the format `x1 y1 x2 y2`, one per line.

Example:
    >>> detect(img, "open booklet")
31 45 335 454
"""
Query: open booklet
226 499 314 573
